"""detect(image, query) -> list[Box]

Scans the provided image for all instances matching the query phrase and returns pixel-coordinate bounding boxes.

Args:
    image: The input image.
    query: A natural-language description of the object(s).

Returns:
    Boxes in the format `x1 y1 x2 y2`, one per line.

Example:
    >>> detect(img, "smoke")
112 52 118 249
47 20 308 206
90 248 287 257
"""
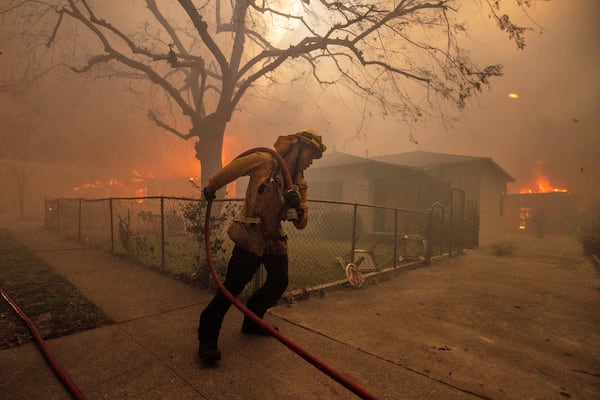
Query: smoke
2 0 599 219
257 0 600 201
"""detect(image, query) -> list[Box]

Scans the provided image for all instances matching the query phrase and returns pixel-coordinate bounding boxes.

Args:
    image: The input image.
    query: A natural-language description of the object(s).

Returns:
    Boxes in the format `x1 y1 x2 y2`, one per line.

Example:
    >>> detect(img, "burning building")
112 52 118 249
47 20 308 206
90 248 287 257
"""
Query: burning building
504 175 581 235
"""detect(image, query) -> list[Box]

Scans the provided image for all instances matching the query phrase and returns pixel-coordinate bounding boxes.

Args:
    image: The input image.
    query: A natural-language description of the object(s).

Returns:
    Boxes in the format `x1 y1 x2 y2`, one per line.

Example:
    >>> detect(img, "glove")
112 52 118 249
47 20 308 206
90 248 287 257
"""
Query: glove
203 187 216 201
284 186 300 209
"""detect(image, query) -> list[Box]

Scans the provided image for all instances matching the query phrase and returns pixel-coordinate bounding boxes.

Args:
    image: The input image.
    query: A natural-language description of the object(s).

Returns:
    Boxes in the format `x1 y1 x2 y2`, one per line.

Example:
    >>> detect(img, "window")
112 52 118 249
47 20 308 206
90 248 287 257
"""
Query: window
519 207 531 230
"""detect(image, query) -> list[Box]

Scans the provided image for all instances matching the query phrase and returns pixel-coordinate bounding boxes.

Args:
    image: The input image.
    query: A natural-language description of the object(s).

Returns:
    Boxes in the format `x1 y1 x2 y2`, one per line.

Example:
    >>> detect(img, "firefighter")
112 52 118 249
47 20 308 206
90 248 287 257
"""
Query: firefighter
197 130 326 364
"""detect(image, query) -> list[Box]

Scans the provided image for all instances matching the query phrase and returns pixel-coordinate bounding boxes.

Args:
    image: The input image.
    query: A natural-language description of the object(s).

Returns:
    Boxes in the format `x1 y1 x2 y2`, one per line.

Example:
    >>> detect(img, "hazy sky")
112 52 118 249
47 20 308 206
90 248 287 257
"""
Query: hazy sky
290 1 599 195
2 0 599 202
220 0 600 198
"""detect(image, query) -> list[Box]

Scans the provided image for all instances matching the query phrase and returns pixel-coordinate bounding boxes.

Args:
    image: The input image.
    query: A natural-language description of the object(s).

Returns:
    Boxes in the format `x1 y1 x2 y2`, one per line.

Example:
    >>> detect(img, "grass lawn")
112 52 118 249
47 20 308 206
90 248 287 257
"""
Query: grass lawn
0 229 113 350
109 229 397 292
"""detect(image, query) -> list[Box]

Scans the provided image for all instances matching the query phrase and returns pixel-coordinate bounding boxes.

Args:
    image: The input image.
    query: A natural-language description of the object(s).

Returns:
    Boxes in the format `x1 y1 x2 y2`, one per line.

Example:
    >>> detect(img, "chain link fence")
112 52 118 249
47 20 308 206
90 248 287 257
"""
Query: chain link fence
44 190 477 294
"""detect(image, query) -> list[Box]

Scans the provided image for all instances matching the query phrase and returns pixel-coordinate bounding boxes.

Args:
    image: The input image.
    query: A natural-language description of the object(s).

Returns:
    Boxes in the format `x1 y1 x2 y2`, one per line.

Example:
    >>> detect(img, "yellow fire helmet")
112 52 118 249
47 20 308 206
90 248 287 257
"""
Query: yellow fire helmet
274 129 326 159
295 129 327 159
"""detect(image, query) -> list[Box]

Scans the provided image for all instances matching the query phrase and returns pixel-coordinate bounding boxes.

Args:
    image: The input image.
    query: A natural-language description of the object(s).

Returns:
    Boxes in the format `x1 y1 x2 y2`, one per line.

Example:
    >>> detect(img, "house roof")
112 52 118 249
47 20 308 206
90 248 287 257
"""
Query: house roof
314 151 388 168
372 151 515 182
316 151 426 177
372 151 480 169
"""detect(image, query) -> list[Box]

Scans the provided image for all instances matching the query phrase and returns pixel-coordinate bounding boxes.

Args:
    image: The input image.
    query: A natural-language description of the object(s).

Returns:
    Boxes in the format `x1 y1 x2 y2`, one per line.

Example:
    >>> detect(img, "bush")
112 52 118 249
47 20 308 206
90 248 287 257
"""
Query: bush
181 199 241 285
577 202 600 257
578 218 600 257
488 241 516 257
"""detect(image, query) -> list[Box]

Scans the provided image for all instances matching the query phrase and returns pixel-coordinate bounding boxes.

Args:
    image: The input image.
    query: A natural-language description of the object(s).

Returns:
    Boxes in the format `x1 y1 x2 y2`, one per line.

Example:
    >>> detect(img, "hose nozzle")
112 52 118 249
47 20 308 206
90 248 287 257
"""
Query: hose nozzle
287 208 299 221
285 184 301 221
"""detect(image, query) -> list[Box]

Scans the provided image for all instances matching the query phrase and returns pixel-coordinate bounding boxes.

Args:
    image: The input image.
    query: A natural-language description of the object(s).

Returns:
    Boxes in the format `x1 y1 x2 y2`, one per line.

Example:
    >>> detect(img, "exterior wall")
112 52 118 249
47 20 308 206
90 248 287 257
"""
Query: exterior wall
307 164 449 211
504 192 581 235
436 161 507 245
305 154 513 246
307 163 452 235
478 168 508 244
370 170 449 212
305 164 372 204
436 161 482 201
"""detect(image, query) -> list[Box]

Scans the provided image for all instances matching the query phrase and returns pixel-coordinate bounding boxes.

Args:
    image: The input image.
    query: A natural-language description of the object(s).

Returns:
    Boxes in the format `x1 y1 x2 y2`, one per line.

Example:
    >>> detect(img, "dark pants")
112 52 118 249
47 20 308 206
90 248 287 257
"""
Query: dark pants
197 245 288 343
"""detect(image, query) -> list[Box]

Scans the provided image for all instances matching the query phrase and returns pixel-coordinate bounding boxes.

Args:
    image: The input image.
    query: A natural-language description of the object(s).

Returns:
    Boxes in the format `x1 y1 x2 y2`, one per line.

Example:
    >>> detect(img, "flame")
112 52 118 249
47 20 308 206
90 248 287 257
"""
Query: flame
222 133 241 198
72 134 242 199
222 133 239 165
73 178 124 192
519 207 530 229
184 133 240 196
183 135 238 182
135 187 147 203
519 174 567 194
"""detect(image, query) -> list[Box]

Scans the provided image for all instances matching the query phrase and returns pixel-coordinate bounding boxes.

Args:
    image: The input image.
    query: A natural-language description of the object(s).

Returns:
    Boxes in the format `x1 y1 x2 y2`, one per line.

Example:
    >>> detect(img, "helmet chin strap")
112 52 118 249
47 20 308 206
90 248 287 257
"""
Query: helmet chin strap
284 144 303 183
292 153 302 183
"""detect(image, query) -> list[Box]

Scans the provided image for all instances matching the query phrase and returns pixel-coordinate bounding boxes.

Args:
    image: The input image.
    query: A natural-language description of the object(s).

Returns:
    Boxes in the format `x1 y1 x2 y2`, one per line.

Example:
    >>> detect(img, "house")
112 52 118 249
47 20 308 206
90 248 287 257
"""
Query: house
305 151 452 235
306 151 451 208
307 150 514 245
504 192 581 235
371 151 514 244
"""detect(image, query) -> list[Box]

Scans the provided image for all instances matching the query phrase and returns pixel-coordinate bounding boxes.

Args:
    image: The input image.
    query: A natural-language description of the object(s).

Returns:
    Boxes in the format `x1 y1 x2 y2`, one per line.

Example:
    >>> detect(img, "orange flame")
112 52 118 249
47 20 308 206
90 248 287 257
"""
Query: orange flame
186 133 241 197
135 187 147 203
519 175 567 194
73 178 124 192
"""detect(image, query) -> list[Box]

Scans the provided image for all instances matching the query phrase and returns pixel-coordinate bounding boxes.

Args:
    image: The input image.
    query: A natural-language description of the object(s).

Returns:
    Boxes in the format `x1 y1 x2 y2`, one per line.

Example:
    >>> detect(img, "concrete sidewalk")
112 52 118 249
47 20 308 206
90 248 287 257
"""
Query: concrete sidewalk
1 224 599 399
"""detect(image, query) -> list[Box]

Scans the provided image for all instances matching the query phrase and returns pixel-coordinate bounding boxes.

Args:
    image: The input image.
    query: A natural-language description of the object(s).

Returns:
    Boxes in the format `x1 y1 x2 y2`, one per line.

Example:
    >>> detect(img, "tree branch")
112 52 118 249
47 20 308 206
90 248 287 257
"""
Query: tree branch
46 10 63 47
61 1 196 119
147 111 193 139
177 0 229 76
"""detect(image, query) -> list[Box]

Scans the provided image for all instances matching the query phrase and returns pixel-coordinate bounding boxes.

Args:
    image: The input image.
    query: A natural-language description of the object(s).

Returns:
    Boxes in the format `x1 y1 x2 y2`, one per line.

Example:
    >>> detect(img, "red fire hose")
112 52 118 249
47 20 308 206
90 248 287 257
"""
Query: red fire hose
204 147 378 400
0 288 88 400
0 146 377 400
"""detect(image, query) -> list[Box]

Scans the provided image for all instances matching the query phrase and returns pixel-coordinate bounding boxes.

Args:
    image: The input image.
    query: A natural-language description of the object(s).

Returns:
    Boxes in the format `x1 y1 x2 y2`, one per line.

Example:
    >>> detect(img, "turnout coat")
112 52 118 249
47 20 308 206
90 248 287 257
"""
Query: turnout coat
205 151 308 257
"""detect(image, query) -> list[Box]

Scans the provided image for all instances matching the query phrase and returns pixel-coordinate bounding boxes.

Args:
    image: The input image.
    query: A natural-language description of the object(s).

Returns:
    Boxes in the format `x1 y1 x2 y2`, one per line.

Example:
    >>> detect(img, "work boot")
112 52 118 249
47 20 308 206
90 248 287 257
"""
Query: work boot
198 340 221 364
241 318 278 336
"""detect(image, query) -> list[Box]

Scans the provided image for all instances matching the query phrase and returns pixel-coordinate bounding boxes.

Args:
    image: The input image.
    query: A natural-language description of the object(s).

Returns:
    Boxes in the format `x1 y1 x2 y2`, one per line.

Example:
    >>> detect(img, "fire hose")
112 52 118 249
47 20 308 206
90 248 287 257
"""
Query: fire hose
203 147 378 400
0 288 88 400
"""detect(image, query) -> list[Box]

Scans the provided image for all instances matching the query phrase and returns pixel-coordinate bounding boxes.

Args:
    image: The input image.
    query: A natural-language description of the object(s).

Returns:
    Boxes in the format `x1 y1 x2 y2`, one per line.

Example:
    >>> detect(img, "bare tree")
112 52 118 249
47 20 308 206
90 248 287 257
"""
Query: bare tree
1 0 542 186
0 83 42 220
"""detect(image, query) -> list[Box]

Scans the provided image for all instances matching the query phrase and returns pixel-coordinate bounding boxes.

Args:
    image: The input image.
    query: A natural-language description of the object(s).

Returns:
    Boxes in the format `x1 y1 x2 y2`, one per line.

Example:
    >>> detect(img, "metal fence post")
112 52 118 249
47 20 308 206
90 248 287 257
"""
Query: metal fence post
449 191 454 258
109 198 114 253
160 196 165 269
393 208 398 268
78 198 82 241
56 198 61 234
462 190 465 250
350 204 358 263
440 206 445 256
425 208 433 264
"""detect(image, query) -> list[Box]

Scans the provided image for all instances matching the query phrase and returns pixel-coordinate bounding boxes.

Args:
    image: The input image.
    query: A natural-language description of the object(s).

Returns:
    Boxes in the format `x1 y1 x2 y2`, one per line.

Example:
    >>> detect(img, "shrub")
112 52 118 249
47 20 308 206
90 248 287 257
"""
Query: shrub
181 199 241 286
578 209 600 257
117 211 138 255
488 241 516 257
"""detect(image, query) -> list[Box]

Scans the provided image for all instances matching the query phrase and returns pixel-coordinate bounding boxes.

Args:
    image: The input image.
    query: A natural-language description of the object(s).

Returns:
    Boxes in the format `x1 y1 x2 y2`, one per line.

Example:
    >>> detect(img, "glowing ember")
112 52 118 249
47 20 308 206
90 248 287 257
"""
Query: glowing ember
508 93 519 99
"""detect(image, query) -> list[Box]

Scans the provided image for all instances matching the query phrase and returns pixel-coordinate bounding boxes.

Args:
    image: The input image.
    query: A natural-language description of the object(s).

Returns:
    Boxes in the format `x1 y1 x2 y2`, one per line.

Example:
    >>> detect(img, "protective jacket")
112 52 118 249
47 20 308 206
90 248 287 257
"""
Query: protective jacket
205 151 308 257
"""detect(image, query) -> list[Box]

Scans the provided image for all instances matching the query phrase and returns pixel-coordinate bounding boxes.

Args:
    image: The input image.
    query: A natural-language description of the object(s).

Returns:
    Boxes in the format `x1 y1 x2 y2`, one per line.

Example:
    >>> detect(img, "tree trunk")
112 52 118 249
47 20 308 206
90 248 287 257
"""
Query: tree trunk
10 166 32 221
192 112 227 190
191 118 226 286
16 175 26 220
